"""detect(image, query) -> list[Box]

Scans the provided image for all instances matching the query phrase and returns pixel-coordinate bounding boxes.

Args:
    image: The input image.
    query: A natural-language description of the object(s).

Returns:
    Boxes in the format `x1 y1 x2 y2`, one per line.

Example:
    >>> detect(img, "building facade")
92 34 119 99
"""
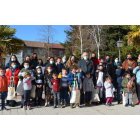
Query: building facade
4 40 65 65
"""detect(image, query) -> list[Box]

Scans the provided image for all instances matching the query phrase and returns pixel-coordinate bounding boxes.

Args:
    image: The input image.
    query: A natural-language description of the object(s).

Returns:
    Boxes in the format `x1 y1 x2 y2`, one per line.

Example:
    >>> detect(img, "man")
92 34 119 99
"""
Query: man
78 52 94 105
78 52 94 77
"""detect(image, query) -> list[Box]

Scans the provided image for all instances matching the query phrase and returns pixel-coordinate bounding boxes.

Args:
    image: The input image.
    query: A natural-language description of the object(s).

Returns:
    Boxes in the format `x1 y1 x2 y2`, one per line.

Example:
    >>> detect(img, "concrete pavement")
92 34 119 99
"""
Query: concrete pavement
0 102 140 115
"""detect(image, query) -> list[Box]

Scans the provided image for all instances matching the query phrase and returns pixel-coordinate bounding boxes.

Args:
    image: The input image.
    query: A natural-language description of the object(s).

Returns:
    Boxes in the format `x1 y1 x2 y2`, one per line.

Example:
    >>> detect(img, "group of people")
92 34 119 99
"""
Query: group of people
0 52 140 111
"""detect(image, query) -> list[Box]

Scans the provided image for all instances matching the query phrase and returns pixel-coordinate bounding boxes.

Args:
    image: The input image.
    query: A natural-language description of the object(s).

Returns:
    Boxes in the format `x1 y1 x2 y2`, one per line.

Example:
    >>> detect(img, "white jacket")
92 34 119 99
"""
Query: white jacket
104 81 115 98
97 71 104 87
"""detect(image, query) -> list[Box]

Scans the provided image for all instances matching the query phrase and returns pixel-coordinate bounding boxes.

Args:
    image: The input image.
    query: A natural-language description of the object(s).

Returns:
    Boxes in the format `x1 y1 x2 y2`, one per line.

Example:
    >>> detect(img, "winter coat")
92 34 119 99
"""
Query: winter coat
51 78 60 92
78 59 94 75
104 81 115 98
122 77 136 93
133 66 140 84
0 75 8 92
60 75 69 88
5 68 20 86
56 63 64 74
23 77 33 90
83 77 94 92
96 71 104 87
35 74 44 86
68 72 82 89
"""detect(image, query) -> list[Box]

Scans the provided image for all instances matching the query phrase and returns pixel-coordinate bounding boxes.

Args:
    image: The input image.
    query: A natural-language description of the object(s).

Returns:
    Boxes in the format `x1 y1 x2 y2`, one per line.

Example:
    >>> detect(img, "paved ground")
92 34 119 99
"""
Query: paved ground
0 102 140 115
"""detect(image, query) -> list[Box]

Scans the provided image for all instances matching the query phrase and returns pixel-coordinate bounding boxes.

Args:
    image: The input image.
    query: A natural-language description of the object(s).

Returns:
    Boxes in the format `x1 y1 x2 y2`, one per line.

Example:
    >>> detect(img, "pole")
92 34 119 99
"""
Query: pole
118 47 121 61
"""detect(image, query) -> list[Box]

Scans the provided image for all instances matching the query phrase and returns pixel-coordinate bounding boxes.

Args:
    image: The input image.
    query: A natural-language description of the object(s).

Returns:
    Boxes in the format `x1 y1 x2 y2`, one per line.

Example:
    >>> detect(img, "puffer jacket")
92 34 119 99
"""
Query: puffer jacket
0 76 8 92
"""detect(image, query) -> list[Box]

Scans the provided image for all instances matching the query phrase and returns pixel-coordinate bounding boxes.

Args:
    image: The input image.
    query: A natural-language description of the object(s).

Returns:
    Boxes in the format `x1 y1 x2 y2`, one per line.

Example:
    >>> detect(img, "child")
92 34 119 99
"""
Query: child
122 72 135 107
22 72 33 110
18 61 34 108
83 72 94 106
104 76 115 106
51 73 60 108
35 66 44 106
68 65 81 108
60 68 69 108
96 65 105 104
44 66 53 107
0 67 8 110
5 61 20 89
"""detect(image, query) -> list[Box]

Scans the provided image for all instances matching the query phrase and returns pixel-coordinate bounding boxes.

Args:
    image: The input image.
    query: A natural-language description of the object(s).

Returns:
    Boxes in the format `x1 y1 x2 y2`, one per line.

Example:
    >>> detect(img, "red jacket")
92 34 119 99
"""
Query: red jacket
0 76 8 92
5 68 20 86
51 78 60 92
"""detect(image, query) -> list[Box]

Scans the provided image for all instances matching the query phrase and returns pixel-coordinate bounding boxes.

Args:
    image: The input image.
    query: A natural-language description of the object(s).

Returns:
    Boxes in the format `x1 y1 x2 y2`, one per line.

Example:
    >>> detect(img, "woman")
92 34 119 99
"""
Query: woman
66 55 77 73
30 53 38 69
5 55 20 69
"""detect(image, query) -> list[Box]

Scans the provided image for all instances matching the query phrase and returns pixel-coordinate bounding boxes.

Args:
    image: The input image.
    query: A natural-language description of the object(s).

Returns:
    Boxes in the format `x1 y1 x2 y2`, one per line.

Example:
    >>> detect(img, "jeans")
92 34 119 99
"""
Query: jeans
22 90 31 106
60 87 70 105
136 84 140 101
117 86 122 102
53 91 60 106
0 92 7 109
123 92 132 105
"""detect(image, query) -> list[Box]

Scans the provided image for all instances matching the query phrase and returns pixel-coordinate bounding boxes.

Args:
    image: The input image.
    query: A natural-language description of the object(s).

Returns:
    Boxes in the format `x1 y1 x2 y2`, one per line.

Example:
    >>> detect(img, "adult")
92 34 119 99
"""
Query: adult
133 55 140 104
78 52 94 105
30 53 38 69
5 55 20 69
66 55 77 72
122 54 137 74
62 55 67 68
91 52 99 86
104 55 115 78
114 58 121 69
56 57 64 74
78 52 94 77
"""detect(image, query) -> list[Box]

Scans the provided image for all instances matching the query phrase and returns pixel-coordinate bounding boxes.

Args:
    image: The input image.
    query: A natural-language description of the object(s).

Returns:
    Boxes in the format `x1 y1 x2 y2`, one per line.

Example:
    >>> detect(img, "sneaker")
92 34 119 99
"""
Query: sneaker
130 104 134 107
53 106 57 108
124 104 128 107
27 106 31 110
23 106 27 110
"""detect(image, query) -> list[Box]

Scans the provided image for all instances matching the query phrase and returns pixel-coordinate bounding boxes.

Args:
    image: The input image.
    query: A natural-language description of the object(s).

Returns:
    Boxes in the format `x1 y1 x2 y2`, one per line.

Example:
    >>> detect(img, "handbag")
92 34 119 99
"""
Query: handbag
91 88 100 102
132 93 139 105
30 85 36 98
16 80 24 96
7 76 16 100
70 80 80 104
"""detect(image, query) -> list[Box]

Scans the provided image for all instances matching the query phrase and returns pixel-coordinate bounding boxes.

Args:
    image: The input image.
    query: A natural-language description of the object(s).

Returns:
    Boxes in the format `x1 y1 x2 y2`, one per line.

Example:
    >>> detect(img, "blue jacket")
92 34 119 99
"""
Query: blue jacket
133 66 140 84
67 72 82 89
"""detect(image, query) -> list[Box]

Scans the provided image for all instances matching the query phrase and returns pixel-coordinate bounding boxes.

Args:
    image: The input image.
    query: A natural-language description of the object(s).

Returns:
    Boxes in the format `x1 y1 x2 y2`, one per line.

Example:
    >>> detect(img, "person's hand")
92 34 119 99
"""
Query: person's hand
74 77 77 80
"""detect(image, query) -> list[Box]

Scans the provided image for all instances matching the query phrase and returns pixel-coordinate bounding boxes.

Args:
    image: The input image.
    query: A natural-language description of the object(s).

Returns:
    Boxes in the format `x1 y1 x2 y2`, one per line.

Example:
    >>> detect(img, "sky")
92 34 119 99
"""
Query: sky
10 25 70 43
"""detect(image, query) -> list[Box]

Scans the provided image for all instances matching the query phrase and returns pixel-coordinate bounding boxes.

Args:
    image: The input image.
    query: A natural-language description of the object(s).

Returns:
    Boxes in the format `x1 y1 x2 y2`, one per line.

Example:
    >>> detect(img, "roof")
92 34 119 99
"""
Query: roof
24 40 64 49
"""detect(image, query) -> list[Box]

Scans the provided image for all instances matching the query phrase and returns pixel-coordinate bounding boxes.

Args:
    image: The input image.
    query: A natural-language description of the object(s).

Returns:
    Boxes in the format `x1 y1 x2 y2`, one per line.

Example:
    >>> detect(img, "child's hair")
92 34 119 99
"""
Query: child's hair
0 67 4 70
23 61 30 65
105 76 112 81
85 72 90 76
70 65 78 70
123 71 131 77
52 73 58 77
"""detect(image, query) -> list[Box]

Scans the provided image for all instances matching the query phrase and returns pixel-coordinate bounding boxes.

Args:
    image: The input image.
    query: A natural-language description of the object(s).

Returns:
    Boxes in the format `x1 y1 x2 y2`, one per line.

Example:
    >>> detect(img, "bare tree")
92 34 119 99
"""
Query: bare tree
88 25 103 59
39 25 55 57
